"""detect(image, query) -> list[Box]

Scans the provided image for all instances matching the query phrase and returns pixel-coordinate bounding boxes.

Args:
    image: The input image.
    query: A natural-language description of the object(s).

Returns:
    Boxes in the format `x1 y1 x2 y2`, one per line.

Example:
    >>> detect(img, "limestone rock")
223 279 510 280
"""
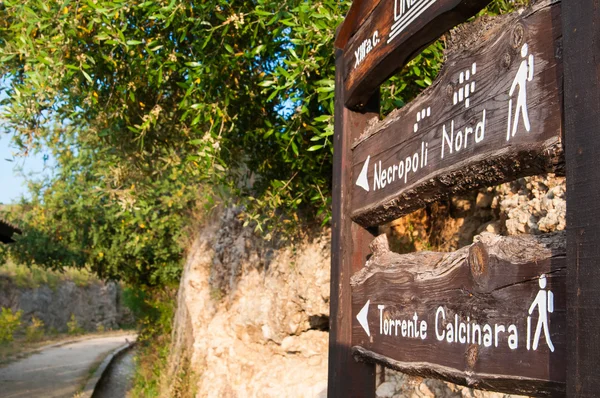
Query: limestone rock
376 381 397 398
165 208 330 397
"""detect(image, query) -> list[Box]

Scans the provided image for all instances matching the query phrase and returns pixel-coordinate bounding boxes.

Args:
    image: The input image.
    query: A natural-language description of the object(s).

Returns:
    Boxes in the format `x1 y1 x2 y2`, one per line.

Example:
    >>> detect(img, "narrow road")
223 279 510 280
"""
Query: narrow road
0 334 136 398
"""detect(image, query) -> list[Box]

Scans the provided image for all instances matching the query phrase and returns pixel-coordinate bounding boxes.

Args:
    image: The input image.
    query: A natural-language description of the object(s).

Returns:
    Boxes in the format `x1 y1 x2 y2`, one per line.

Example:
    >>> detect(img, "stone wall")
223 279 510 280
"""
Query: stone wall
0 277 133 332
167 174 565 398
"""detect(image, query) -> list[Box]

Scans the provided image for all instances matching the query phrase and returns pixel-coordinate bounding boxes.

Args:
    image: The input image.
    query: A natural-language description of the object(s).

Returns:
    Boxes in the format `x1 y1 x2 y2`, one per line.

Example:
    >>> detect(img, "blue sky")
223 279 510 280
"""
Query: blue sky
0 133 51 204
0 79 54 204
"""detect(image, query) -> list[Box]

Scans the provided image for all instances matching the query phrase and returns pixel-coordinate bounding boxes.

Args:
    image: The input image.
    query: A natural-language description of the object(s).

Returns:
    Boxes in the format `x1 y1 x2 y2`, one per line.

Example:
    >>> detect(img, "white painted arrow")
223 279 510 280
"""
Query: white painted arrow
357 300 371 337
356 155 370 192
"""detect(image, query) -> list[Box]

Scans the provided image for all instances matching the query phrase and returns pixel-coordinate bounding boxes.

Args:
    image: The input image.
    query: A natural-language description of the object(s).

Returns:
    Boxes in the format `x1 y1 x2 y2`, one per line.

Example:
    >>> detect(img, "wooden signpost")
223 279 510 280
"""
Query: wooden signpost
329 0 600 396
352 232 566 396
339 0 492 109
350 3 563 227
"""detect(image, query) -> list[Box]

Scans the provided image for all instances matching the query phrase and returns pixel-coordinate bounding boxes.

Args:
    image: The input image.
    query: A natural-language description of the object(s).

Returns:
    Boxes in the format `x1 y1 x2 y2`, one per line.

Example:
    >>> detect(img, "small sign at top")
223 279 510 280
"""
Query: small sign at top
340 0 491 108
389 0 438 44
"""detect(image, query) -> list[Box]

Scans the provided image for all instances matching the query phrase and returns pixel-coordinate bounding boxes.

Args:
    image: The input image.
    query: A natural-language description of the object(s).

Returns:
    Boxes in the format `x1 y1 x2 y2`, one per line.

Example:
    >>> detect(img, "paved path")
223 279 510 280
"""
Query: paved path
0 334 136 398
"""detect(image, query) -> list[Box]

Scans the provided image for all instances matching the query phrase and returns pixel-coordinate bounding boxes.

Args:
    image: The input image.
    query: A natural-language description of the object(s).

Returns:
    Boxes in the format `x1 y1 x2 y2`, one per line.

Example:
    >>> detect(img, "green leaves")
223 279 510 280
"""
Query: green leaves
380 39 445 116
81 70 93 84
0 0 517 285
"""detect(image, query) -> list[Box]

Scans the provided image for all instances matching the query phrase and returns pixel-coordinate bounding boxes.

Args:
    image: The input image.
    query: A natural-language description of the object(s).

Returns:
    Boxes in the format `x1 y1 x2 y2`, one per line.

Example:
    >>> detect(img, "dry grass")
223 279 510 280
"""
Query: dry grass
129 334 198 398
0 260 99 290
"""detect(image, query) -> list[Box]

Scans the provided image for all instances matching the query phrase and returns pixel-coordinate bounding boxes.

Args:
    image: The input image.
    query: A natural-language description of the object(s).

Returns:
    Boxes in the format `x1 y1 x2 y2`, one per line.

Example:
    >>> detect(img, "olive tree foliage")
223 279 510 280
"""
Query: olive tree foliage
0 0 351 284
0 0 523 285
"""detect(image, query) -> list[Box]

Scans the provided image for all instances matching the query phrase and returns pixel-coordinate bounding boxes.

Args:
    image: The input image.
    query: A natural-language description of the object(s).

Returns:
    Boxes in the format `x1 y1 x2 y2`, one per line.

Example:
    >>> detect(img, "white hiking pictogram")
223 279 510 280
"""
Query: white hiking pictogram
507 43 534 141
527 274 555 352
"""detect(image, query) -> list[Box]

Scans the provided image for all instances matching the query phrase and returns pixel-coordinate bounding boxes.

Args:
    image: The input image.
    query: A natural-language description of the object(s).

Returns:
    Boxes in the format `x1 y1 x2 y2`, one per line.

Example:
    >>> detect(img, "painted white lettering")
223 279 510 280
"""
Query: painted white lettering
431 308 524 350
435 307 445 341
368 140 430 192
459 321 467 343
467 317 471 344
398 160 404 181
420 320 427 340
508 324 518 350
373 161 382 191
495 324 506 348
472 324 482 345
464 127 473 148
378 305 385 334
404 156 412 183
475 109 486 143
446 322 454 343
413 313 419 338
442 121 454 159
372 31 380 46
455 129 463 152
454 314 459 343
483 324 493 347
354 31 380 69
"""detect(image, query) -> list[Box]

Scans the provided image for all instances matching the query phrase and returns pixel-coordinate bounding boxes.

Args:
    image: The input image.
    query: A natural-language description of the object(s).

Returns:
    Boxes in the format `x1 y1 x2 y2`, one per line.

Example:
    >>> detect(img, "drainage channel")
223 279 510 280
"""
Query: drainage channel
92 347 137 397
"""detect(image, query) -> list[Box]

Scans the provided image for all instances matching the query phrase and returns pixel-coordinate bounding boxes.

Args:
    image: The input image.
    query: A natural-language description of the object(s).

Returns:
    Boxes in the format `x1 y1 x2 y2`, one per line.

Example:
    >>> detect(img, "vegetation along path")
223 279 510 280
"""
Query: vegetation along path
0 334 136 398
92 347 137 398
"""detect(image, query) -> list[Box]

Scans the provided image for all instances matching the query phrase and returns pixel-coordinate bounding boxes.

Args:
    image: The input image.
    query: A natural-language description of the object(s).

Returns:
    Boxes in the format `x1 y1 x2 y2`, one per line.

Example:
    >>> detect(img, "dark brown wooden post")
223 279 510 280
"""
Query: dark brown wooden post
328 47 378 397
564 1 600 396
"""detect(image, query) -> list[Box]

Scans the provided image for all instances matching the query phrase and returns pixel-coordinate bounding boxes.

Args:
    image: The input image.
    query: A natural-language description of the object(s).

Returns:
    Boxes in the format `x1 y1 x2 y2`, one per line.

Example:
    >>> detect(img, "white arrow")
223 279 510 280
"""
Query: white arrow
356 155 370 192
357 300 371 337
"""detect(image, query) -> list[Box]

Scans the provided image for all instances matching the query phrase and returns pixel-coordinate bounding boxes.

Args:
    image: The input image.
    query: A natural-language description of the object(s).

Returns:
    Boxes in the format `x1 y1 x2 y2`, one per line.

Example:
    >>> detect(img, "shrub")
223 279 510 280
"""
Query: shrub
25 316 45 342
67 314 84 335
0 307 22 343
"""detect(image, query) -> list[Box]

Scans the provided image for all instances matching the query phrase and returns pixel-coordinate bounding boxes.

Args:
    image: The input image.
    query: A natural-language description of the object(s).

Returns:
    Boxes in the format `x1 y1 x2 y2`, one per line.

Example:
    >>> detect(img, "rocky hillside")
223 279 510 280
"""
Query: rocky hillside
165 174 565 398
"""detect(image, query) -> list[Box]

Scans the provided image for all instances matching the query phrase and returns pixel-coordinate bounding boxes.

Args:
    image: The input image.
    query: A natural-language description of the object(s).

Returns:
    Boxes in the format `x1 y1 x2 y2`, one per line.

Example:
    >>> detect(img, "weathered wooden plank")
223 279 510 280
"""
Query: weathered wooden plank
563 0 600 397
351 232 567 396
342 0 492 109
328 48 378 397
350 1 563 228
335 0 381 50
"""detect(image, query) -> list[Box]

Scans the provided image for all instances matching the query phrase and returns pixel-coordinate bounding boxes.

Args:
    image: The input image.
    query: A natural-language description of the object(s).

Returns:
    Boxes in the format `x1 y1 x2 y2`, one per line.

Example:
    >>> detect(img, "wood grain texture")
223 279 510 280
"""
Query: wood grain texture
563 0 600 397
350 1 563 228
351 232 567 396
328 48 378 398
335 0 382 50
343 0 491 109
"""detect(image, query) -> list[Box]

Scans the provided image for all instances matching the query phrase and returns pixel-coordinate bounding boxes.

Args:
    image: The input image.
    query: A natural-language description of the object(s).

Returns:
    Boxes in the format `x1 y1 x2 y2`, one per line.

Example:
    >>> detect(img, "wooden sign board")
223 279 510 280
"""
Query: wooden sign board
331 0 600 395
341 0 492 108
350 2 563 227
351 232 566 396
